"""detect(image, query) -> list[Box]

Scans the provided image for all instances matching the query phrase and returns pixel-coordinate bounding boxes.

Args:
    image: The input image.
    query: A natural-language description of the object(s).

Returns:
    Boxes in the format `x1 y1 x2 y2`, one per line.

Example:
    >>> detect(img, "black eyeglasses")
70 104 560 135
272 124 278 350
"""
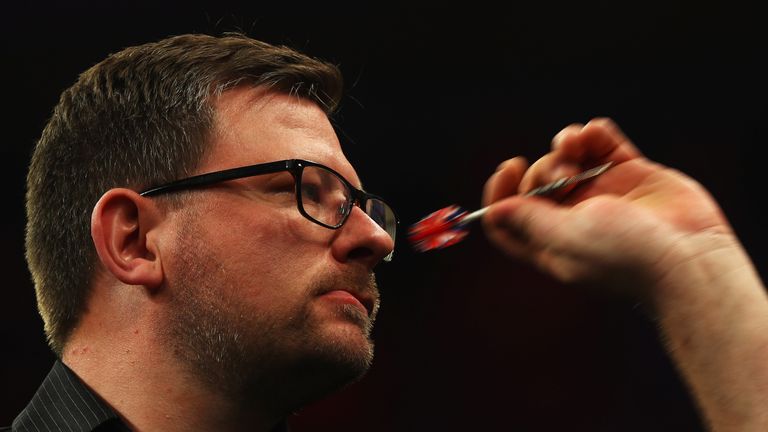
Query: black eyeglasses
140 159 398 262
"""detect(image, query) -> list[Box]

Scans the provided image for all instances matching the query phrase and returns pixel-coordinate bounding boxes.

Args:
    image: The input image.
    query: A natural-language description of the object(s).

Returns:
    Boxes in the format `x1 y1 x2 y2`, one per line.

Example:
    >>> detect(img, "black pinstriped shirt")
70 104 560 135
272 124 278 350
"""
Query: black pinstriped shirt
4 361 291 432
3 361 129 431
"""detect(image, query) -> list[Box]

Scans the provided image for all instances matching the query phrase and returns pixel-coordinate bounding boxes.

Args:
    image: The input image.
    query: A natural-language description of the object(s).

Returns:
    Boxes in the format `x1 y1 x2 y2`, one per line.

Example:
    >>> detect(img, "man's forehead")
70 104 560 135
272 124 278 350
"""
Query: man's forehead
208 86 364 188
213 86 326 130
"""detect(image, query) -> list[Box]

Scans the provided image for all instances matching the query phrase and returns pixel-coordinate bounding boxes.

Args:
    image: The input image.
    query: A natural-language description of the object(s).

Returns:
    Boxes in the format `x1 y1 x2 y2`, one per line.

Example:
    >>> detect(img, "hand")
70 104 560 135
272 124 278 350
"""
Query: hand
482 117 768 431
481 117 736 292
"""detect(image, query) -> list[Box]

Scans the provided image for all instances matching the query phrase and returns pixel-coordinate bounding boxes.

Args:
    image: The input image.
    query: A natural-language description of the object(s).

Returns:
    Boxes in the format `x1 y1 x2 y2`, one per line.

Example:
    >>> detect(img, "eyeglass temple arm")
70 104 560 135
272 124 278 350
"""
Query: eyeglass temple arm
139 161 294 196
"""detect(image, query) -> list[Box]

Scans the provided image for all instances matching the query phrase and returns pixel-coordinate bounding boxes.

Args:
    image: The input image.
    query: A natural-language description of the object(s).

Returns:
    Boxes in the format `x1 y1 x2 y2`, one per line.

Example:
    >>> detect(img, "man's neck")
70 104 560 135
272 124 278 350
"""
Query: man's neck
63 317 281 431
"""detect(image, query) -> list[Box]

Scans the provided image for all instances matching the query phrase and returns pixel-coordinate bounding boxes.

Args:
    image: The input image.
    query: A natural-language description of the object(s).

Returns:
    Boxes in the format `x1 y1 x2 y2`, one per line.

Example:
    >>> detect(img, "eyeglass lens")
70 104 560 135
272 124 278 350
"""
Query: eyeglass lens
366 198 397 241
299 165 396 241
299 166 351 227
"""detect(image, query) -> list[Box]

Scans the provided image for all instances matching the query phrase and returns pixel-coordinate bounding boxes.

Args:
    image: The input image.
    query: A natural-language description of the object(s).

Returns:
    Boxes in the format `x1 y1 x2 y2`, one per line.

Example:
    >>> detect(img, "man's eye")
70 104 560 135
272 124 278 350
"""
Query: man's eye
301 183 321 203
265 178 295 195
272 184 295 194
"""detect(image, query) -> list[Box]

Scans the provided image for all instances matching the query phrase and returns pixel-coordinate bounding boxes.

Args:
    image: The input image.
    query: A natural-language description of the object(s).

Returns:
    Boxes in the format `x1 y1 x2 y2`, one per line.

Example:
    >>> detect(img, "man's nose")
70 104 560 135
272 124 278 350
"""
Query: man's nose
330 206 395 268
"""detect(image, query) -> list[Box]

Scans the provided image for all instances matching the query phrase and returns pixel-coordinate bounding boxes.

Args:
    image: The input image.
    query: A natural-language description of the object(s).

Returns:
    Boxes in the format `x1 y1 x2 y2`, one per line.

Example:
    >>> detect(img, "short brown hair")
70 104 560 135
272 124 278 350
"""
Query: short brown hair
25 33 344 356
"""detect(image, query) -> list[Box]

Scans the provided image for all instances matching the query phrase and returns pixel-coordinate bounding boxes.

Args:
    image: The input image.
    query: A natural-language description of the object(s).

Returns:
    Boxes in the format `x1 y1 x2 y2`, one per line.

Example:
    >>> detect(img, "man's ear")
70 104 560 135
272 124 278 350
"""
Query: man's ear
91 188 164 289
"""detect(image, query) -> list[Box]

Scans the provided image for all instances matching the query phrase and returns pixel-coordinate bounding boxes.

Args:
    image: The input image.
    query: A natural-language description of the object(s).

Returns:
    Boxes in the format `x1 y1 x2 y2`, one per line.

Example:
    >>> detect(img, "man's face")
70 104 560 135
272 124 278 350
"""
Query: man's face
157 87 394 405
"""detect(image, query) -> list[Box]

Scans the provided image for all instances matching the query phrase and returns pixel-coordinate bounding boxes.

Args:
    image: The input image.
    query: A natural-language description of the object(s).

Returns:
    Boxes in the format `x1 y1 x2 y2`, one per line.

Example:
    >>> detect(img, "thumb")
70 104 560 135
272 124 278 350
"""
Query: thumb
482 196 571 264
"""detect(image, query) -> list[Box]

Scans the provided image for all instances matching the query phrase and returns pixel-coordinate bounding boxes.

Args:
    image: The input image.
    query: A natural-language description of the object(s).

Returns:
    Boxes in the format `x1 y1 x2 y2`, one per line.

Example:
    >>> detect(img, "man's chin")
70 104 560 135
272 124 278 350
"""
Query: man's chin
273 325 374 408
305 309 376 377
313 316 375 374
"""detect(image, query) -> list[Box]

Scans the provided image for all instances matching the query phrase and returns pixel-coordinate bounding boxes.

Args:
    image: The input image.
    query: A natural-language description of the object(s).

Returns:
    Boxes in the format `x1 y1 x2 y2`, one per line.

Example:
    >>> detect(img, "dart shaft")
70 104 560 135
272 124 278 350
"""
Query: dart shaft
523 161 613 196
458 161 613 227
460 207 488 225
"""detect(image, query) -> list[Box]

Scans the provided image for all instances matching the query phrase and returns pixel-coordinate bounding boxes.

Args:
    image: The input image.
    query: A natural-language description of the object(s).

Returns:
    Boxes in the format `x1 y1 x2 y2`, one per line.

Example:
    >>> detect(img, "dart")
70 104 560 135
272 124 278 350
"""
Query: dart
407 162 614 252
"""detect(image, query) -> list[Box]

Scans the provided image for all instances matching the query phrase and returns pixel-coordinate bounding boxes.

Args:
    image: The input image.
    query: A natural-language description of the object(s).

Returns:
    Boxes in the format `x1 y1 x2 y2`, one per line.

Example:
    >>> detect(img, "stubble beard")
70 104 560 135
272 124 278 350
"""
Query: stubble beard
159 220 380 414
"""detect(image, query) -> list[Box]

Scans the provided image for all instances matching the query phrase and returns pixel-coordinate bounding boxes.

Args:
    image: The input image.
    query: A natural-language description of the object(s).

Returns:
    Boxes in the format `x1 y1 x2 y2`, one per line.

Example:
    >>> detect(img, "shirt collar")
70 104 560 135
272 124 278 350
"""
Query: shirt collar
12 360 129 432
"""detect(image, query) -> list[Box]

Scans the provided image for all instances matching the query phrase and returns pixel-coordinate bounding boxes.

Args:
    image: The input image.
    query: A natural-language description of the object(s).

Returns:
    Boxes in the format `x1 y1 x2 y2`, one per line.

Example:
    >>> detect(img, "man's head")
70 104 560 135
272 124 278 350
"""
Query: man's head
26 34 394 406
147 87 394 406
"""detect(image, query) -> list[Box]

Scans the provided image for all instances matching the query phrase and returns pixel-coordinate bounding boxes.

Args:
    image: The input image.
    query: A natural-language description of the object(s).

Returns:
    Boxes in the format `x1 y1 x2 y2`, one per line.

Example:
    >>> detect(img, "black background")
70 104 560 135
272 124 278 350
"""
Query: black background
2 1 765 431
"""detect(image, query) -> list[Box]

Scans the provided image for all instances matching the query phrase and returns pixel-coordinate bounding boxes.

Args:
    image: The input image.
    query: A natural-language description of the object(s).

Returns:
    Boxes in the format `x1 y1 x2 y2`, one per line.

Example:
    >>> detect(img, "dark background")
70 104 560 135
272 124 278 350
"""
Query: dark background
2 1 765 431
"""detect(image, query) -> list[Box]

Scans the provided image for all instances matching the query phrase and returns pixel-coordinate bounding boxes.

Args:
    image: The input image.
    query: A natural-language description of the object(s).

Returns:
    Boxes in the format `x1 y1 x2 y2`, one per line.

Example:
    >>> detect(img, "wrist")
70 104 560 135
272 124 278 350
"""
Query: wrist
649 229 763 317
645 230 768 432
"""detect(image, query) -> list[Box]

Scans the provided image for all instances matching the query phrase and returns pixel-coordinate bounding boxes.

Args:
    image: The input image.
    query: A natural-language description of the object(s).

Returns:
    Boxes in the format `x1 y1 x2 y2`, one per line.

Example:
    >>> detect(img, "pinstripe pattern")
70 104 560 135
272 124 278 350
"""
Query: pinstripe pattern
5 361 130 431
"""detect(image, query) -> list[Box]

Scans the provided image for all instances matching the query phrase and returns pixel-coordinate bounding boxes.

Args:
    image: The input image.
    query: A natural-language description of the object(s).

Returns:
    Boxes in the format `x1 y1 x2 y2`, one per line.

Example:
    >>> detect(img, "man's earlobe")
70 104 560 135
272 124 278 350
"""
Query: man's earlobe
91 188 164 288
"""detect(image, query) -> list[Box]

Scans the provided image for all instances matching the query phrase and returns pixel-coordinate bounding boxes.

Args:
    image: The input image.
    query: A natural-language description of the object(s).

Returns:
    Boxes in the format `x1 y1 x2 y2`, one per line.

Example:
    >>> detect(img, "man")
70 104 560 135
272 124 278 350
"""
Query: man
13 34 395 431
8 33 768 432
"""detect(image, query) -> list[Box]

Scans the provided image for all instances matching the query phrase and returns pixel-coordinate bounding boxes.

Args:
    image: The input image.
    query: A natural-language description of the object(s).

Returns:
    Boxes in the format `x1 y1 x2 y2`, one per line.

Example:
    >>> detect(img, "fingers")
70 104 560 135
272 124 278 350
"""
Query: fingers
480 118 657 284
516 118 644 196
484 118 640 208
518 153 581 194
551 123 586 156
482 156 528 207
553 118 643 165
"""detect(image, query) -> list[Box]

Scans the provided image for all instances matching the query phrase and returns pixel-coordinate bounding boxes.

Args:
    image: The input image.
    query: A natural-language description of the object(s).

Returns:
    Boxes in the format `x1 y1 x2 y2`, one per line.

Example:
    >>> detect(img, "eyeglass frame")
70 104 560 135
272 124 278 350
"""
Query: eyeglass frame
139 158 398 260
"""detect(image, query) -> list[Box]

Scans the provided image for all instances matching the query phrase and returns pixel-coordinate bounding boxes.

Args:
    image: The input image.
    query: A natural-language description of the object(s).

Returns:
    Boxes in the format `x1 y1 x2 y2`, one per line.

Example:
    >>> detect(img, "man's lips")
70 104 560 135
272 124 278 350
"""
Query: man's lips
318 290 374 316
